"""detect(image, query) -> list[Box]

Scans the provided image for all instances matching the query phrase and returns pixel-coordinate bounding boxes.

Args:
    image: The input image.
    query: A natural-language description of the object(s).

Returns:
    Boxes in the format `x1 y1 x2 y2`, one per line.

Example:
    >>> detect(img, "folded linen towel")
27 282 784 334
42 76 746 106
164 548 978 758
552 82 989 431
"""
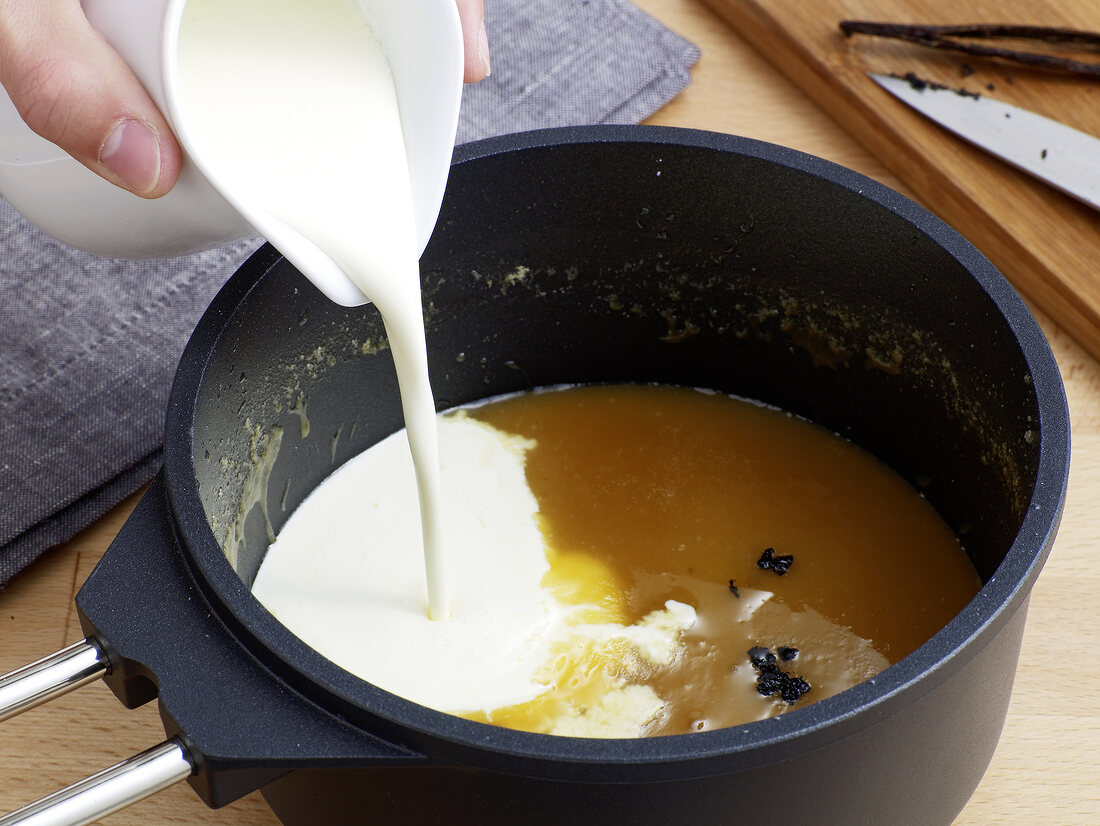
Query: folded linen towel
0 0 699 588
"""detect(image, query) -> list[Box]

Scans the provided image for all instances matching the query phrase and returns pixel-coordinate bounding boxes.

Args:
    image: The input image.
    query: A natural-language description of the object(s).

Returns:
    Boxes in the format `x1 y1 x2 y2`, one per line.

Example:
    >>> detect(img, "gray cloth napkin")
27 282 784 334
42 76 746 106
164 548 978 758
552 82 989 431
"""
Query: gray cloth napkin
0 0 699 589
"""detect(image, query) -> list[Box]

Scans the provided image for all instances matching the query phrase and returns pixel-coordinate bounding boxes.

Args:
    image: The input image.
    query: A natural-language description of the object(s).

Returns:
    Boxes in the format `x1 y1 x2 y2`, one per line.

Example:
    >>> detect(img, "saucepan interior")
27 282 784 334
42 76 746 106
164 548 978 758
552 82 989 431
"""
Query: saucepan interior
169 126 1066 785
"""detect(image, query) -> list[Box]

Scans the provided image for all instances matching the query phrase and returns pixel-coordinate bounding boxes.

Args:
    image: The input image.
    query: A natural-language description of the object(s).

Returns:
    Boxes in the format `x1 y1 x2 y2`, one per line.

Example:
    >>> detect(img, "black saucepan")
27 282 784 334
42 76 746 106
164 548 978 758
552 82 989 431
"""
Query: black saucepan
66 126 1068 824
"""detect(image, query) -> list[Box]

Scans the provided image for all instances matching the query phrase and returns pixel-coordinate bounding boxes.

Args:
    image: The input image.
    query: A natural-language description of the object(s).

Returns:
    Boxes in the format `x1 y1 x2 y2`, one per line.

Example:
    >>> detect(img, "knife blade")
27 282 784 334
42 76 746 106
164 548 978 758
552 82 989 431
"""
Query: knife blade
870 72 1100 212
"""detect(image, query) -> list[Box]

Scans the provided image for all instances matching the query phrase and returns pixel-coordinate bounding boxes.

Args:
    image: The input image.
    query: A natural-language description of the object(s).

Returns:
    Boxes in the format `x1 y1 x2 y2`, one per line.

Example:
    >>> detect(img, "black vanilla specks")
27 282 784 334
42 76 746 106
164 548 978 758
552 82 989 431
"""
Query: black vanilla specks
748 646 811 705
757 547 794 575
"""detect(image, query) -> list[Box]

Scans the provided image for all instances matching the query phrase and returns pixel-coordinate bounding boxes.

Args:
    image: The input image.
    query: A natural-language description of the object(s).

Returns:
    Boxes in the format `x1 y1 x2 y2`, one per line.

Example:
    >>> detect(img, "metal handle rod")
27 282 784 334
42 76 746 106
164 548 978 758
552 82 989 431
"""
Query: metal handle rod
0 739 194 826
0 641 109 723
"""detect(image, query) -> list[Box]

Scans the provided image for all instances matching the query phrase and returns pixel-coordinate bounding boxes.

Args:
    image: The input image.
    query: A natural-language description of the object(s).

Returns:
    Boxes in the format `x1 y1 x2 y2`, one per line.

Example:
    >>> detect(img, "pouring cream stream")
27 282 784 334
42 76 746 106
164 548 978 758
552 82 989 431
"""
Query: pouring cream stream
170 0 460 619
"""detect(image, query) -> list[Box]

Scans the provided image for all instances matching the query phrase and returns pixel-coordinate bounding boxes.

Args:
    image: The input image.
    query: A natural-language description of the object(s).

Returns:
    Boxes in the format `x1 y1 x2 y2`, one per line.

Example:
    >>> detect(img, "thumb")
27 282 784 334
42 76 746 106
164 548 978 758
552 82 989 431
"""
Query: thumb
0 1 181 198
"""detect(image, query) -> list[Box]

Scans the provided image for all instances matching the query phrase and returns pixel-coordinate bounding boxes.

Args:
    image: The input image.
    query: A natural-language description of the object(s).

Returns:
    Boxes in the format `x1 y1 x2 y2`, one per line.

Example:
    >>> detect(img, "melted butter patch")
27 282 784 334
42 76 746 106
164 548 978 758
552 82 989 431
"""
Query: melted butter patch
463 539 698 737
467 599 697 737
541 546 628 624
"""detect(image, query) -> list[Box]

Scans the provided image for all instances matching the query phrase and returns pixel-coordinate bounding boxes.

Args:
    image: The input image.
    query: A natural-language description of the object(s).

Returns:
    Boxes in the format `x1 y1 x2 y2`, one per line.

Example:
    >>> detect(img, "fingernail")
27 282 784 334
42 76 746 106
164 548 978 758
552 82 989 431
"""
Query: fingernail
478 20 491 77
99 118 162 196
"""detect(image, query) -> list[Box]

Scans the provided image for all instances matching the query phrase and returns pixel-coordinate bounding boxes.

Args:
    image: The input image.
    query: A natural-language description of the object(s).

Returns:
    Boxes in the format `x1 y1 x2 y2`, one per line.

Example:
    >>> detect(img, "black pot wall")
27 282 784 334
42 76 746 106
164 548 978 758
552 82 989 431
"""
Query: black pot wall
77 127 1069 825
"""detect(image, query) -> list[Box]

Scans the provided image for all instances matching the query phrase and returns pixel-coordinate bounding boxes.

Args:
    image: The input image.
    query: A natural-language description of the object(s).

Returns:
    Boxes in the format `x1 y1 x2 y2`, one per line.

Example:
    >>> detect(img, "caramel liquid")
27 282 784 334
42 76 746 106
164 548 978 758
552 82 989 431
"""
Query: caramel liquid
468 384 981 734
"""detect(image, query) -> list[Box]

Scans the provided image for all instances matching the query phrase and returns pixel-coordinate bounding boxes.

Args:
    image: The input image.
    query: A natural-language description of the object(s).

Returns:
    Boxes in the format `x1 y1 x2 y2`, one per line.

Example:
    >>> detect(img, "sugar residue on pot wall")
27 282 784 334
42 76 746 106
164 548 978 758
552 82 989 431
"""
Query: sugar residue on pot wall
225 423 283 570
197 301 400 578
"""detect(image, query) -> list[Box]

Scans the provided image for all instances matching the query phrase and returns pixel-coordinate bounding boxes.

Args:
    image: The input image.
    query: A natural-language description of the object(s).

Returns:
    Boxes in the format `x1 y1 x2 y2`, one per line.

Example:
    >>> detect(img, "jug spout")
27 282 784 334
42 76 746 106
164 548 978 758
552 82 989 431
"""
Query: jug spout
161 0 464 306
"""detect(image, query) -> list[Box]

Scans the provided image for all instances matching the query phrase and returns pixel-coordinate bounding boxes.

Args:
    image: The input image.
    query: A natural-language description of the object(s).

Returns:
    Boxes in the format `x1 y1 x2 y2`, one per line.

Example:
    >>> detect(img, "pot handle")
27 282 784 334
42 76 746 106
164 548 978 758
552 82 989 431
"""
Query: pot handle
0 738 192 826
0 641 108 724
0 642 191 825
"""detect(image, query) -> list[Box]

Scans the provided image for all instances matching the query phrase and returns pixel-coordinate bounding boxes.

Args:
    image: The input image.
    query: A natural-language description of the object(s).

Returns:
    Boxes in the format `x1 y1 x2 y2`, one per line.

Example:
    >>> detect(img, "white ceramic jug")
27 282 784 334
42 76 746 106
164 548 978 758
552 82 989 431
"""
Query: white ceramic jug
0 0 463 306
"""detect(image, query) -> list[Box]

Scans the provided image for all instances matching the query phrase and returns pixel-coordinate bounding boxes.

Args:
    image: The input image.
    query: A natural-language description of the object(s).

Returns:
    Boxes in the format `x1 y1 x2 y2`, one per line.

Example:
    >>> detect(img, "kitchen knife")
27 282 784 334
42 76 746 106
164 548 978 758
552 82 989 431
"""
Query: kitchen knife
870 72 1100 212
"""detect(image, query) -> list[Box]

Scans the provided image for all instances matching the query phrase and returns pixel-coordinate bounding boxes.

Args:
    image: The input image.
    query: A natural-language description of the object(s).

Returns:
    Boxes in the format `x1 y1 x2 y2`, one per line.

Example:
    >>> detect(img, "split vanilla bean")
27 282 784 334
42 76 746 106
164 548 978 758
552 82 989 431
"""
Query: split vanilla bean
840 21 1100 78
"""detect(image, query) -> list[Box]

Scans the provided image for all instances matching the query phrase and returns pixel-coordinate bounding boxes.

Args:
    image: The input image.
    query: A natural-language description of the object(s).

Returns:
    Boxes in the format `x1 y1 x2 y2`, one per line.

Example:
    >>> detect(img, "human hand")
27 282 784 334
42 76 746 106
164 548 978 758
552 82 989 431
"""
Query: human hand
0 0 491 200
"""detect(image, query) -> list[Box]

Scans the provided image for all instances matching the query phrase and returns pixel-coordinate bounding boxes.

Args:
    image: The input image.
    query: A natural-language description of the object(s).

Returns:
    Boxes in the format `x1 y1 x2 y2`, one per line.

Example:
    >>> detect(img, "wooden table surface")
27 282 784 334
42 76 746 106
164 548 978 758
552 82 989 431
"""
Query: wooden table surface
2 1 1098 823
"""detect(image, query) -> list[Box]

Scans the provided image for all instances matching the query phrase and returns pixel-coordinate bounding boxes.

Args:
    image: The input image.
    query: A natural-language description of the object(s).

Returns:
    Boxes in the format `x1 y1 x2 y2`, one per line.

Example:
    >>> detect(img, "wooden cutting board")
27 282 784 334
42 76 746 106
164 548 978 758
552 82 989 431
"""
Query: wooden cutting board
699 0 1100 360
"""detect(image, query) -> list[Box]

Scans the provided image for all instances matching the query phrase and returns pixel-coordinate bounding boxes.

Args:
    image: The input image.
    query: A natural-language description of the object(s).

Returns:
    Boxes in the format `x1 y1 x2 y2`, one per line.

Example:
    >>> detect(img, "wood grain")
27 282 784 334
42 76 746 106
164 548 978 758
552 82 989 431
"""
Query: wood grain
2 1 1098 823
700 0 1100 359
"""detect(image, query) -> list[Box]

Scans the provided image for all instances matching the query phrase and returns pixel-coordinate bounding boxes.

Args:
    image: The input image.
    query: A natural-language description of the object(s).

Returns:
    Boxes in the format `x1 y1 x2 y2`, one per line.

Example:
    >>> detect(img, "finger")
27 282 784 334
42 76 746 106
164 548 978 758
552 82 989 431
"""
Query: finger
455 0 490 82
0 0 181 198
